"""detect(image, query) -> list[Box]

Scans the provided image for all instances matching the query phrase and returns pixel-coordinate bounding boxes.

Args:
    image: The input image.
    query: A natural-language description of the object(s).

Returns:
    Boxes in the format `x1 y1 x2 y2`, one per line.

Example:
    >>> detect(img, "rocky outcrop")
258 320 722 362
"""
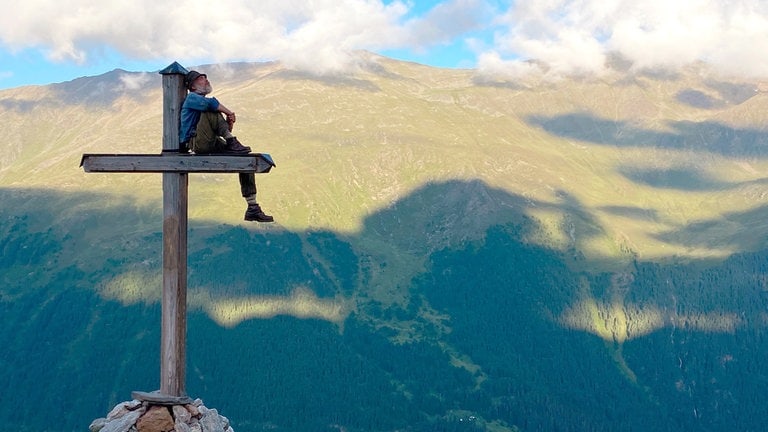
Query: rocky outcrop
89 396 233 432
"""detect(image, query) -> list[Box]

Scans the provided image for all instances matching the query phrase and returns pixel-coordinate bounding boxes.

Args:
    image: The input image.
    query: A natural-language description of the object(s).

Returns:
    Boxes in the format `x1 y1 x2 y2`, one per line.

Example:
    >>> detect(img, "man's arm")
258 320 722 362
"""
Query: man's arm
217 103 236 125
185 92 236 125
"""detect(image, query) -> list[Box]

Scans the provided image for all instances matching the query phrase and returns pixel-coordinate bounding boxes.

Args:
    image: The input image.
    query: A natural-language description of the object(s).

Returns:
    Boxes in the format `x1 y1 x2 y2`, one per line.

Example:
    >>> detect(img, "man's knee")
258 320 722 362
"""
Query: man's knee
192 112 227 153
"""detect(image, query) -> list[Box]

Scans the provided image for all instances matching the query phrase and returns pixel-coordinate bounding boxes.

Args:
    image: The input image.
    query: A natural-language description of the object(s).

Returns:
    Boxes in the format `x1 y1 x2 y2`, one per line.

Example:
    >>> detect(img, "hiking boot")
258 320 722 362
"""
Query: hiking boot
244 203 274 222
224 136 251 154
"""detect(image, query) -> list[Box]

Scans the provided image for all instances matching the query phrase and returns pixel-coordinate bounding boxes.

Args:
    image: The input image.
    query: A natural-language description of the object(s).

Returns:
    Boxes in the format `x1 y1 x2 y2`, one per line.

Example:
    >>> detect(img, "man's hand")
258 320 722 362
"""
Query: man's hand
226 112 236 132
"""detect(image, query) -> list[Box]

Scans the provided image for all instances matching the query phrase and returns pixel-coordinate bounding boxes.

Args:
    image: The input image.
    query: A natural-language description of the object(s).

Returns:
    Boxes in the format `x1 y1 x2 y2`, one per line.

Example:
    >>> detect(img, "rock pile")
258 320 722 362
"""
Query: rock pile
89 394 234 432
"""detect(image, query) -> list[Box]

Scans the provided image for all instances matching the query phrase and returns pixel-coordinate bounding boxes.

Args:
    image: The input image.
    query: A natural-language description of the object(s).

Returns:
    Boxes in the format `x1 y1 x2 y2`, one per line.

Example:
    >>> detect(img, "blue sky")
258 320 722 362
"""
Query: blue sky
1 0 767 90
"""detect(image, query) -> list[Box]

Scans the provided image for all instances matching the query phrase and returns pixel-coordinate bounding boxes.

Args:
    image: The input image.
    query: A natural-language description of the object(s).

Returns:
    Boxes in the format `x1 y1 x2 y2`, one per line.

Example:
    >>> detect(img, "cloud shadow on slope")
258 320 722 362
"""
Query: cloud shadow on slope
3 179 768 431
527 111 768 158
675 81 756 110
618 166 731 191
2 177 766 325
0 98 39 112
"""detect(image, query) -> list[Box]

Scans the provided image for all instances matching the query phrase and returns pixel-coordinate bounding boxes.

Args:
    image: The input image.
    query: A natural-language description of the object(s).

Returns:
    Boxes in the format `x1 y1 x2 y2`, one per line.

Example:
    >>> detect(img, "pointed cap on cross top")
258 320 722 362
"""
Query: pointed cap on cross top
159 61 189 76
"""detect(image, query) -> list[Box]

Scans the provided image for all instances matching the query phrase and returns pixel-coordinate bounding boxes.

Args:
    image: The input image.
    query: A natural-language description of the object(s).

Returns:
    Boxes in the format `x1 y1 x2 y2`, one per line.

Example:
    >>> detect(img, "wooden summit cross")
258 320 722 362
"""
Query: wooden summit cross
80 62 275 400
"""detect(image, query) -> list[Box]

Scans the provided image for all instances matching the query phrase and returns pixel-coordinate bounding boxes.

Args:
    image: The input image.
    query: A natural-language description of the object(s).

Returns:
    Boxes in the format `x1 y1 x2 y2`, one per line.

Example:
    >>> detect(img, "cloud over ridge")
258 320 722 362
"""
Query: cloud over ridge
482 0 768 79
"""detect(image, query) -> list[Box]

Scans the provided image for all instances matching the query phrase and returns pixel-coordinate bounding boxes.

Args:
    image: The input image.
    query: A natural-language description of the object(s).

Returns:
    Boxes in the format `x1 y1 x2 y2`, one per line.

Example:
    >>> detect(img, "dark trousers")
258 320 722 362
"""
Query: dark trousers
192 111 257 197
239 173 257 197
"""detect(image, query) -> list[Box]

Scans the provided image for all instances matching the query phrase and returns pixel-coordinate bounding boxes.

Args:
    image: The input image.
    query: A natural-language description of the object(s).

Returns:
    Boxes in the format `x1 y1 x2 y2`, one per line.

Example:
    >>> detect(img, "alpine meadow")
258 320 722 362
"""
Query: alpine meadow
2 53 768 431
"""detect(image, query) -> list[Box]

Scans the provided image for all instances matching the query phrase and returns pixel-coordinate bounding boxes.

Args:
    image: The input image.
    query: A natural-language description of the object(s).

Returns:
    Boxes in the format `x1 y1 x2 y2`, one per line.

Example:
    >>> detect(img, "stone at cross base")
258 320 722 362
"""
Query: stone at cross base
89 393 233 432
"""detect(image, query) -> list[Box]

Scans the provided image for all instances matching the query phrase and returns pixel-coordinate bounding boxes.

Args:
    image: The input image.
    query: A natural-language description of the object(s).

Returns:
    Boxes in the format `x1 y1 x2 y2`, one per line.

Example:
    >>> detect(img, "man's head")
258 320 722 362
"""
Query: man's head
185 70 212 94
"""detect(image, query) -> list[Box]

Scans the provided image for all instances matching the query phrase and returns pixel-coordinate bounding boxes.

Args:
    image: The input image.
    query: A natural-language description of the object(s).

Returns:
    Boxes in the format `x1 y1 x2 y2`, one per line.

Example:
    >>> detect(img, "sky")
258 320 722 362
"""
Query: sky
1 0 768 90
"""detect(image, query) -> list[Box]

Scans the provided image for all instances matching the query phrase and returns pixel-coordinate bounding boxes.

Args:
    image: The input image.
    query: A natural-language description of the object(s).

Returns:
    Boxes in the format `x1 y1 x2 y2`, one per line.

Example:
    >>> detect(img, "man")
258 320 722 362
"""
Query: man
179 70 273 222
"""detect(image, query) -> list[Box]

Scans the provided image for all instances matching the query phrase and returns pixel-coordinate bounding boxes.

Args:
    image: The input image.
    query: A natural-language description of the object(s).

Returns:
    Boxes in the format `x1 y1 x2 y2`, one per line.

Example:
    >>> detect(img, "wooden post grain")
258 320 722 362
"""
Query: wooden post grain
160 63 189 396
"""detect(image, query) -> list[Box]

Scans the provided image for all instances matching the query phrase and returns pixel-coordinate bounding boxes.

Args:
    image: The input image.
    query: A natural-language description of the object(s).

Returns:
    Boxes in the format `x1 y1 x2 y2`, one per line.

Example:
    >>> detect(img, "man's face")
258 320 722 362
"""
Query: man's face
192 75 212 95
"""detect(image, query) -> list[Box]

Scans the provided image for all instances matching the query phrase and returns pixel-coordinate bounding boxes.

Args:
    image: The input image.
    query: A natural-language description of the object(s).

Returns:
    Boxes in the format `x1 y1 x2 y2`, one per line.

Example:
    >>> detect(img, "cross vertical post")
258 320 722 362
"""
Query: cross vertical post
80 61 276 401
159 62 189 396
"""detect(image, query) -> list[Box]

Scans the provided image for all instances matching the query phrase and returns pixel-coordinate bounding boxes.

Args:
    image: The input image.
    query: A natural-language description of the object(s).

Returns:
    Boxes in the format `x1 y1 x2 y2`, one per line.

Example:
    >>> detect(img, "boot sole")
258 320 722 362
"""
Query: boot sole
245 217 274 222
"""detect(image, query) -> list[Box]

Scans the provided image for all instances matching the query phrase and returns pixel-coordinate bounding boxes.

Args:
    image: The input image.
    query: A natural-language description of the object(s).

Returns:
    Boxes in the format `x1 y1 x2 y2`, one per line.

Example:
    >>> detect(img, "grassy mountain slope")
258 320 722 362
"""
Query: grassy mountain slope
2 55 768 431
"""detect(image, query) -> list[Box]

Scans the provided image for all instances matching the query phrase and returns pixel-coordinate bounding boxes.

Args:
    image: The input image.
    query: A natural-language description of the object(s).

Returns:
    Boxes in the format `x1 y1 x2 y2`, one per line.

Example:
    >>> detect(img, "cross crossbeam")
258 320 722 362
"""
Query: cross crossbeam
80 153 276 173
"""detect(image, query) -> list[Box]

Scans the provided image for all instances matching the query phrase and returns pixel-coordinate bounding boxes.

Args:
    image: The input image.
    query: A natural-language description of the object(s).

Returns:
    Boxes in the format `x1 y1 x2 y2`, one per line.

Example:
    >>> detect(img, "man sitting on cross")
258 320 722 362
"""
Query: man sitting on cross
179 70 273 222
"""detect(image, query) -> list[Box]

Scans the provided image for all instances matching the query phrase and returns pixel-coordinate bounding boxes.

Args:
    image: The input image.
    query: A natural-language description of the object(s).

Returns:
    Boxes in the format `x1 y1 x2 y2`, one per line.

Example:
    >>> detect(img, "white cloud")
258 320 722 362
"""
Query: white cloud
119 72 153 91
0 0 488 76
482 0 768 79
2 0 766 79
476 51 543 82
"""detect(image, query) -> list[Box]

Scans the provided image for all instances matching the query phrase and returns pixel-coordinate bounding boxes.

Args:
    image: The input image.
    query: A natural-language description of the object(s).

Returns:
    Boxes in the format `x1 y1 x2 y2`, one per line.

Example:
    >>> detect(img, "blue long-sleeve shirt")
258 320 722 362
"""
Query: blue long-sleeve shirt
179 92 221 143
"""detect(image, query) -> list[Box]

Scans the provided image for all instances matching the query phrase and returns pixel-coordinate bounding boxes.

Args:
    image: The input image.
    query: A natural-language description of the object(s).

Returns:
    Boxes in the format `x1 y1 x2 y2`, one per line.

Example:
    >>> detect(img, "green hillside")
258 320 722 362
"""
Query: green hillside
1 55 768 431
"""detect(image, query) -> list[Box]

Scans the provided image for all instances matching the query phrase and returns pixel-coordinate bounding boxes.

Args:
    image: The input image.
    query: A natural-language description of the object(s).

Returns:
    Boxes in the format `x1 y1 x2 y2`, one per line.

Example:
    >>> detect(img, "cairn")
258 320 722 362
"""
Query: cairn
89 392 233 432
